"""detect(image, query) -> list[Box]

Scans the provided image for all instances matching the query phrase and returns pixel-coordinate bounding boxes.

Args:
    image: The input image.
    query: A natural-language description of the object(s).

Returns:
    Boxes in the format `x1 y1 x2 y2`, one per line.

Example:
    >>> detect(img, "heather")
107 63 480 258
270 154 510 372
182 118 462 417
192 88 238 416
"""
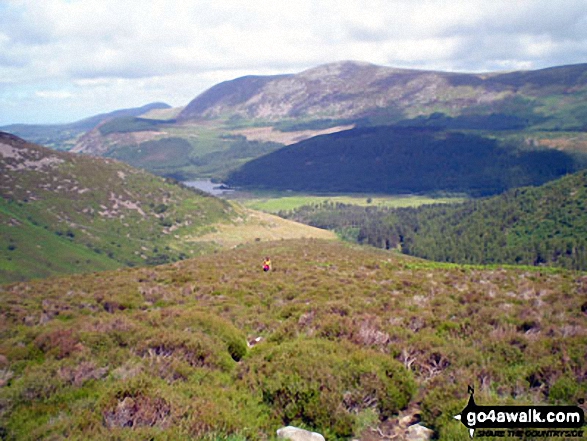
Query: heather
1 239 585 439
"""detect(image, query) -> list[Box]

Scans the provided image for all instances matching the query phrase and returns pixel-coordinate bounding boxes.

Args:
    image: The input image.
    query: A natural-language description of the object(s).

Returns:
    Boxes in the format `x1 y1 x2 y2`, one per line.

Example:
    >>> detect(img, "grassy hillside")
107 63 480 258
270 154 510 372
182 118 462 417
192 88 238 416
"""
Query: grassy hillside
0 131 232 283
227 126 582 196
279 170 587 270
0 239 585 440
1 132 338 284
76 121 284 181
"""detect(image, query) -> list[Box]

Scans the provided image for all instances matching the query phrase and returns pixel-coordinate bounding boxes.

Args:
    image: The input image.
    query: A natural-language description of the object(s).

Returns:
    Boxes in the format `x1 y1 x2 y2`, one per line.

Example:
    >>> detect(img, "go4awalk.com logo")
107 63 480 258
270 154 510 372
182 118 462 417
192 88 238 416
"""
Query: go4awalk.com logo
454 386 585 438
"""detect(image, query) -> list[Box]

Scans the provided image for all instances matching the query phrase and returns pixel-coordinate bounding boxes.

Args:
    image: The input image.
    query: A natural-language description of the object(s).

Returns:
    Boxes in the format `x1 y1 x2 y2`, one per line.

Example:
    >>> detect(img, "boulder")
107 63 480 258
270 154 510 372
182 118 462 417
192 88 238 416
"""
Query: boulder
405 423 434 441
276 426 325 441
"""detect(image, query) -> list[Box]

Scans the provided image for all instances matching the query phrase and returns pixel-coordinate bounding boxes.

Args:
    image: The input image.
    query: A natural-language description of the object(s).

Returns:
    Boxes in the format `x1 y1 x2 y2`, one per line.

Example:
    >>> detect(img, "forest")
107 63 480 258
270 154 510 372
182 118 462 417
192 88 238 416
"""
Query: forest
279 170 587 270
227 126 580 196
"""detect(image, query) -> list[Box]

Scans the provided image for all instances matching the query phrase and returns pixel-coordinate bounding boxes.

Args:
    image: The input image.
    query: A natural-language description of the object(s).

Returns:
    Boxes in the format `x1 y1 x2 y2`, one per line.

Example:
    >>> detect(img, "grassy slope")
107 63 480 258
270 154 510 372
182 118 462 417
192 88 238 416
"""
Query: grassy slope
1 134 338 284
0 133 233 283
192 206 336 247
0 239 585 440
0 200 119 280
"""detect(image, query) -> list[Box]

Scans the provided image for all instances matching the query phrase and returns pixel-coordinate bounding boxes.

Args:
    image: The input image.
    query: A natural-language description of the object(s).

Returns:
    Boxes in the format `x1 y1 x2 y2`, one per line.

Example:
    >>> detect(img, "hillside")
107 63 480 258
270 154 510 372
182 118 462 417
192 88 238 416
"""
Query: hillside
387 170 587 269
0 131 236 283
9 61 583 189
0 239 585 439
226 126 581 196
0 131 337 284
279 170 587 270
0 103 171 151
178 61 587 131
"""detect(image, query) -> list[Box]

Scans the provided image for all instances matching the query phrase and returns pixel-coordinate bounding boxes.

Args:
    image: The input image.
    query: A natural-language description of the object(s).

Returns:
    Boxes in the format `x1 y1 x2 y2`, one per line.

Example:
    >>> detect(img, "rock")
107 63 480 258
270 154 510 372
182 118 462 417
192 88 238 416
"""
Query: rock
276 426 325 441
405 423 434 441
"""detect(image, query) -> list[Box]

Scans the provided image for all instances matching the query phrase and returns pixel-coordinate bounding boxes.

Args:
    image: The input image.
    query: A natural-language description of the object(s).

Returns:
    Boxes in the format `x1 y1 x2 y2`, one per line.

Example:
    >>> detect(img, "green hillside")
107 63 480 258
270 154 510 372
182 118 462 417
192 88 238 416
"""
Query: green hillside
279 170 587 270
0 239 585 440
101 132 283 181
227 126 582 196
0 131 232 283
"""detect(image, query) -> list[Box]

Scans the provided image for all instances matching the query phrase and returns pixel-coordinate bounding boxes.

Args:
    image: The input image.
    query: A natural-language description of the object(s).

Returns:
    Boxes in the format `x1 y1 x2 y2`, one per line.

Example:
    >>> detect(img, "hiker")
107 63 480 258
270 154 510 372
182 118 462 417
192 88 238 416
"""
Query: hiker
263 256 272 272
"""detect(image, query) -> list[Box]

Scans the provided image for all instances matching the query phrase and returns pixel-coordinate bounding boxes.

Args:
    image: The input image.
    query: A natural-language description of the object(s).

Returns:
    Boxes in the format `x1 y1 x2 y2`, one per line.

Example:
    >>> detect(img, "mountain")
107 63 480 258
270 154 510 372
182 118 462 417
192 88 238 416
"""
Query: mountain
0 131 231 283
78 61 587 186
0 239 585 439
0 102 172 151
178 61 587 130
279 169 587 270
8 62 587 187
226 125 580 196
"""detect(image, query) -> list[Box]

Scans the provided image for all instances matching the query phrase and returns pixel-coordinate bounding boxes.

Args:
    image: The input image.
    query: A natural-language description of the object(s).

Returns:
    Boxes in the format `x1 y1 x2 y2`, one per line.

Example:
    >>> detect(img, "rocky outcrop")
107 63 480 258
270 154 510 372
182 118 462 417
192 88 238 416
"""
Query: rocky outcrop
276 426 325 441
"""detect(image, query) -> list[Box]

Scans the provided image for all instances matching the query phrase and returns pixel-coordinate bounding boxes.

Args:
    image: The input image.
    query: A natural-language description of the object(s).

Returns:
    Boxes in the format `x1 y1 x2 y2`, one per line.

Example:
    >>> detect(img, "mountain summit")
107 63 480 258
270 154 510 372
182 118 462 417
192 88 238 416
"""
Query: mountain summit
178 61 587 123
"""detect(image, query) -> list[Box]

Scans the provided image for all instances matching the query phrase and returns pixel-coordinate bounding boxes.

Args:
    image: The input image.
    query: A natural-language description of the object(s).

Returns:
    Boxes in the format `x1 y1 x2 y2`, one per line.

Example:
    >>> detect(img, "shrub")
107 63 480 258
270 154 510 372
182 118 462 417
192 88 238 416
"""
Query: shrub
34 328 81 359
134 327 234 372
9 360 66 404
100 376 172 429
549 375 581 403
160 309 248 362
238 339 415 438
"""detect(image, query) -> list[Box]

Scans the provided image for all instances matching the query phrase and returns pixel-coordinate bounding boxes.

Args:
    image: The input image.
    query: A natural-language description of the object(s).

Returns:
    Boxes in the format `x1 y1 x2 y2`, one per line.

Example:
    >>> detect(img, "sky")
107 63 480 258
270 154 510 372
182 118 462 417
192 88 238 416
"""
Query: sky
1 0 587 125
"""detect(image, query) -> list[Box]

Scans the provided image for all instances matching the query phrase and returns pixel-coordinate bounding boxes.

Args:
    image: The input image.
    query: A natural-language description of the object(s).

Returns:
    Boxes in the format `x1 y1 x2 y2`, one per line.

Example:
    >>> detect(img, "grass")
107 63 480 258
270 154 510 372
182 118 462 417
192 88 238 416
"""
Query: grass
238 193 467 214
191 205 336 248
0 136 234 283
1 239 586 440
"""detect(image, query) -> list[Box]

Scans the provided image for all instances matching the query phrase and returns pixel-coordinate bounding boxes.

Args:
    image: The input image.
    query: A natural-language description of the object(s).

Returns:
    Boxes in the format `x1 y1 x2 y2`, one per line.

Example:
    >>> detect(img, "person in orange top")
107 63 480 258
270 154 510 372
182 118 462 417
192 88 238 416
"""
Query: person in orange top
263 256 272 272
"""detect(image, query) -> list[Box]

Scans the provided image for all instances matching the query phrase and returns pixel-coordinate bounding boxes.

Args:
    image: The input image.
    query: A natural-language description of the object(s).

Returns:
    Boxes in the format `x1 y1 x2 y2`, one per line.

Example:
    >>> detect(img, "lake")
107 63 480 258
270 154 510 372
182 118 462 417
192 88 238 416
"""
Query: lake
183 179 234 196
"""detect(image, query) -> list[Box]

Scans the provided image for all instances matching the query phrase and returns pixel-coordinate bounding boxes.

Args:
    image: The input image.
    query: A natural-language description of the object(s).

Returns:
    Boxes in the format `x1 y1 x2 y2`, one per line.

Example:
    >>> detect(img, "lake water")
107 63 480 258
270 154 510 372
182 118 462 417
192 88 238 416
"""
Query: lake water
183 179 234 196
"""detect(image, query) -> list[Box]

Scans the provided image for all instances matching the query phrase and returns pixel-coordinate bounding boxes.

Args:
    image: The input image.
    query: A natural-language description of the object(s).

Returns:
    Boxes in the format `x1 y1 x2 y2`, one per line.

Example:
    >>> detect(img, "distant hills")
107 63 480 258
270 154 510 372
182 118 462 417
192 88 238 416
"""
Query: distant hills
178 61 587 130
0 102 171 151
3 61 587 191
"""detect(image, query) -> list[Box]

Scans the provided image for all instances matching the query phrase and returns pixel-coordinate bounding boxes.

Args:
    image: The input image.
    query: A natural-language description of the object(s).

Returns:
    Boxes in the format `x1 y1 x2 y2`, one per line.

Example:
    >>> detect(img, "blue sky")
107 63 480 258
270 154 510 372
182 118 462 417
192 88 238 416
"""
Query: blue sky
1 0 587 125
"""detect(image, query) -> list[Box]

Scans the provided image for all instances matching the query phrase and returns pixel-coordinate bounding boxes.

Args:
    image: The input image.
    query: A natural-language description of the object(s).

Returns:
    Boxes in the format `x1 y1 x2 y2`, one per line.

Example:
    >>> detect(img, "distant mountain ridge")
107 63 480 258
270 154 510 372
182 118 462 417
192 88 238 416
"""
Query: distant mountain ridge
0 102 171 150
4 61 587 189
178 61 587 126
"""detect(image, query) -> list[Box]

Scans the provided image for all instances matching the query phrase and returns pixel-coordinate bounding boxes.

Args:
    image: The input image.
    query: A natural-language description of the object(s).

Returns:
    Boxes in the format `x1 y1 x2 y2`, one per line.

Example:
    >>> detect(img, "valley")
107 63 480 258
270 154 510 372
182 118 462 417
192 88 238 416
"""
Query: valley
0 133 333 284
2 60 587 440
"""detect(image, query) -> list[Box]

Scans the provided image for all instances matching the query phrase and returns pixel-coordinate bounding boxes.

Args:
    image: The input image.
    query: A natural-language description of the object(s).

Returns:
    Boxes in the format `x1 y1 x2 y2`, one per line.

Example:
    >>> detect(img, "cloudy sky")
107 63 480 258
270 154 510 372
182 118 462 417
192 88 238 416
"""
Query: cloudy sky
1 0 586 125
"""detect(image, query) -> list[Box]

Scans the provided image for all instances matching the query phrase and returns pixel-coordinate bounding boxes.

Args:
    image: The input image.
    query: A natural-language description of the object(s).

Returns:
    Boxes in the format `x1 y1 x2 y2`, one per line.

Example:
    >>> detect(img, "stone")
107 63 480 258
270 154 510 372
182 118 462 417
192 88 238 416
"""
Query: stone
276 426 325 441
405 423 434 441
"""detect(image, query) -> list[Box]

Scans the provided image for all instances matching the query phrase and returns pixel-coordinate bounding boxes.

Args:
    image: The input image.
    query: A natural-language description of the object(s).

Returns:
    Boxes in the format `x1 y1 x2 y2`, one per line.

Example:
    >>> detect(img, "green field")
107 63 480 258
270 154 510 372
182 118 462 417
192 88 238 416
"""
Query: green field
240 193 467 213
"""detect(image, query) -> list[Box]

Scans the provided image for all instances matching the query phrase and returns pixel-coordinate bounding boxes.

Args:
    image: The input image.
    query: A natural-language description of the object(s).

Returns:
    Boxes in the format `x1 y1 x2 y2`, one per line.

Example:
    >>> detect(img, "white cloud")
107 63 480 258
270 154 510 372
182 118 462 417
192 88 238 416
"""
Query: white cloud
1 0 587 124
35 89 73 99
